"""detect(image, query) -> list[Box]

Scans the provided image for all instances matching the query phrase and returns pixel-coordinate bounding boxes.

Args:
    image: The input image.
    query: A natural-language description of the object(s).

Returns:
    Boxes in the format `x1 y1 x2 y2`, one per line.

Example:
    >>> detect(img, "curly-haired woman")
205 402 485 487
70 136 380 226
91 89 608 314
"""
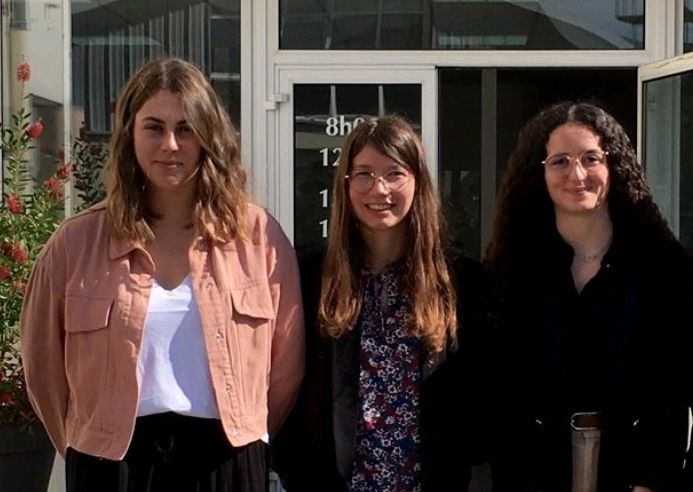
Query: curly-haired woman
485 101 693 492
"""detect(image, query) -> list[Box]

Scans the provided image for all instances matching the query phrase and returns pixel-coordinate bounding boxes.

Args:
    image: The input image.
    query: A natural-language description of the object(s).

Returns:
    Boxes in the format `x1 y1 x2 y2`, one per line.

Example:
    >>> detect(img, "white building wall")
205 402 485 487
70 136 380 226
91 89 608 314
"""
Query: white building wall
8 0 65 108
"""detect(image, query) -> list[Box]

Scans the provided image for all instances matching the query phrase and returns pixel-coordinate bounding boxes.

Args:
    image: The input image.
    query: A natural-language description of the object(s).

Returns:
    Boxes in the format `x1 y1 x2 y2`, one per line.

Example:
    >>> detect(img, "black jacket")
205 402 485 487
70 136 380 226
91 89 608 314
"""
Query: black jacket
272 252 491 491
489 231 692 492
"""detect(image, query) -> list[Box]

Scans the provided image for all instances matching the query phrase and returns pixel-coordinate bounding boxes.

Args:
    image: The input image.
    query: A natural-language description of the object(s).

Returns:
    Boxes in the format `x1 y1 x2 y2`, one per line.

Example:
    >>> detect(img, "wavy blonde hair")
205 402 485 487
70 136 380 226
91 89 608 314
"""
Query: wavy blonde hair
105 58 248 242
319 115 457 353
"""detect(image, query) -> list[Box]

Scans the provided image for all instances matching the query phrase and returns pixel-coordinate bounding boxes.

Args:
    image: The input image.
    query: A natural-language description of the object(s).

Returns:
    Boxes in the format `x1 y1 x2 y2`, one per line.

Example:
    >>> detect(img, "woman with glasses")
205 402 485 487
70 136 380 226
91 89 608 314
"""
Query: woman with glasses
272 114 489 491
485 101 692 491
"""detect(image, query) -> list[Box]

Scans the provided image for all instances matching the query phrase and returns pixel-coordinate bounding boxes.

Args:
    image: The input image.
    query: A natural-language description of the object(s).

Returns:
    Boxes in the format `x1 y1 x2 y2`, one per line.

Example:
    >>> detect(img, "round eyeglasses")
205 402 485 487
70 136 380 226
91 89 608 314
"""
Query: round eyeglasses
345 169 413 193
542 150 609 174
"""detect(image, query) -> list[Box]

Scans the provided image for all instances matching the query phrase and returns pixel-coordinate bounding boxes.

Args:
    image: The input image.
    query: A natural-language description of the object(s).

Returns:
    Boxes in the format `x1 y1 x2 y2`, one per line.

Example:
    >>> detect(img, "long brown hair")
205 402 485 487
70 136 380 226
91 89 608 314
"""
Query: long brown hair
319 115 457 353
105 58 248 243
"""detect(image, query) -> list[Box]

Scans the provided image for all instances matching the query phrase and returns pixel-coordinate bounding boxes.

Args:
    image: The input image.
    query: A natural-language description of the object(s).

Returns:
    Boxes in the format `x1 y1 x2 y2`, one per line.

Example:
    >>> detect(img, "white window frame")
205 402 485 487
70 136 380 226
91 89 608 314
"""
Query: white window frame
268 0 668 66
239 1 691 236
245 1 675 206
637 50 693 235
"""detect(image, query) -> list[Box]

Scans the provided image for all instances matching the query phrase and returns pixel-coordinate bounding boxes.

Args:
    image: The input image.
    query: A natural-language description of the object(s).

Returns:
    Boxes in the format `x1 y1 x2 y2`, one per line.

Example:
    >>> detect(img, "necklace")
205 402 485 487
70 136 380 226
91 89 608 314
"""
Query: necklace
574 252 603 263
574 243 610 263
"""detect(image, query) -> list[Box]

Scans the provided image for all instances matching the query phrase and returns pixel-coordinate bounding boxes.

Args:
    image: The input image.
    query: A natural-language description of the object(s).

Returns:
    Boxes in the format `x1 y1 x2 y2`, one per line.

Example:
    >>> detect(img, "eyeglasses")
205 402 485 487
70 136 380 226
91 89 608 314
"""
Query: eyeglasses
345 169 413 193
542 150 608 174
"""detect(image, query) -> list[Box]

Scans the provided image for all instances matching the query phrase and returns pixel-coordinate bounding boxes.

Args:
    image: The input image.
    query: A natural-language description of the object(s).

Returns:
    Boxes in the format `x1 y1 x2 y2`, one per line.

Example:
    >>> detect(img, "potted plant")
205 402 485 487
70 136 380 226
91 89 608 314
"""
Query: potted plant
0 60 70 492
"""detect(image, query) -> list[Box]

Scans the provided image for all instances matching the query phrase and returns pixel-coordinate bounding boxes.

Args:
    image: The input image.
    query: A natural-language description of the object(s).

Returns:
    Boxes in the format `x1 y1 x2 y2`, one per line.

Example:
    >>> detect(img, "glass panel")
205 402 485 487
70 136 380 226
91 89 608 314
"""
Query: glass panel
685 0 693 53
281 0 644 50
438 70 482 259
643 70 693 249
71 0 241 139
10 0 28 29
211 79 241 130
293 84 421 260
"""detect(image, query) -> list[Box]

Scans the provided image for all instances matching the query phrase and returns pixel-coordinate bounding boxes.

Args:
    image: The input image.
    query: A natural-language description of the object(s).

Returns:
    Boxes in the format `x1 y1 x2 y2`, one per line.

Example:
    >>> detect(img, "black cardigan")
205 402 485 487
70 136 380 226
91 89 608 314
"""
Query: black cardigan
272 252 491 491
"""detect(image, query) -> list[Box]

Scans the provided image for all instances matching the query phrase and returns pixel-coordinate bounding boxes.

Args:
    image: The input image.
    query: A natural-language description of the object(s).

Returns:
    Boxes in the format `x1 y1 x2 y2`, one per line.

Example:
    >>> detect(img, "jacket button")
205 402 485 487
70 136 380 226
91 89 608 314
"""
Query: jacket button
225 384 232 392
216 332 223 340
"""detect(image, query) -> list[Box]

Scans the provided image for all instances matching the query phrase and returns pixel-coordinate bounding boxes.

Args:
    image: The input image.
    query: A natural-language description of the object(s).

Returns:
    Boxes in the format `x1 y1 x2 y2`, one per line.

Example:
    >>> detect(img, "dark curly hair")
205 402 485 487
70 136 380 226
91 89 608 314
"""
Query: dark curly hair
484 101 676 273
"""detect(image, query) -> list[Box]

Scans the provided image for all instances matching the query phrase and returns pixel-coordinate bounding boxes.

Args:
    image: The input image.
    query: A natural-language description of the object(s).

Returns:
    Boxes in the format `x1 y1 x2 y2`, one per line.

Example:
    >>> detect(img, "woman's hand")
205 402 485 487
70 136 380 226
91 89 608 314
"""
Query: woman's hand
632 486 655 492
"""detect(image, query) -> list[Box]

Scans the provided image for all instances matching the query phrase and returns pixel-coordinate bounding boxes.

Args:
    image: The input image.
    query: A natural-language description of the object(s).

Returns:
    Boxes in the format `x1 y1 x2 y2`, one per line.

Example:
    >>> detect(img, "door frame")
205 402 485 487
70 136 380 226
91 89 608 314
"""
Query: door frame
637 50 693 157
271 66 437 241
637 51 693 235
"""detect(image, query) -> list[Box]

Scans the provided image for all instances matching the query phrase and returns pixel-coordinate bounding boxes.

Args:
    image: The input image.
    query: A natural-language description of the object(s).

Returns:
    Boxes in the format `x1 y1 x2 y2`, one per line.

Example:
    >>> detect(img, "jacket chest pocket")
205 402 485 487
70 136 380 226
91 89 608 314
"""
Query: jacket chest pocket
65 296 113 333
64 295 114 424
229 281 276 326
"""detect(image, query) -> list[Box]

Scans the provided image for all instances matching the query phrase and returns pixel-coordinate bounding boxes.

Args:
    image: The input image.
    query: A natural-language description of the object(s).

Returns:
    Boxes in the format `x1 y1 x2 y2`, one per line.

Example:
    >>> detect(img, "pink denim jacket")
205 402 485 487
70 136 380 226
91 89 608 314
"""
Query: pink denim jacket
20 202 304 460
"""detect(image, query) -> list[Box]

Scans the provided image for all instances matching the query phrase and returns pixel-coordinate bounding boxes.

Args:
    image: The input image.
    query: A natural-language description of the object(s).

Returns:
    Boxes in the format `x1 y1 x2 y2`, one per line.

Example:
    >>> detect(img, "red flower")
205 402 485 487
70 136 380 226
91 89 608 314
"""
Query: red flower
0 265 9 281
10 244 28 263
57 164 71 180
44 176 63 200
4 194 23 214
16 61 31 83
26 119 44 139
11 280 27 295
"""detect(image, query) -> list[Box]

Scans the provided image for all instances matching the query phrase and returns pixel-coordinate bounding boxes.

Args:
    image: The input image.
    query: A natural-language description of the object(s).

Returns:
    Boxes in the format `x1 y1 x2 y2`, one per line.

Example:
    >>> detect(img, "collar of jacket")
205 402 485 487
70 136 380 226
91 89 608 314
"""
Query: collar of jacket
90 201 239 259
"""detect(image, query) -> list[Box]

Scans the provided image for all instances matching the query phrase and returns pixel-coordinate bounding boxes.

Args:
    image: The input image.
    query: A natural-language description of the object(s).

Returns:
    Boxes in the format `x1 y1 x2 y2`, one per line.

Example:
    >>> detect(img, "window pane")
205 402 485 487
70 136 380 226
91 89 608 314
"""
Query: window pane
71 0 241 138
281 0 644 50
643 71 693 249
438 70 482 258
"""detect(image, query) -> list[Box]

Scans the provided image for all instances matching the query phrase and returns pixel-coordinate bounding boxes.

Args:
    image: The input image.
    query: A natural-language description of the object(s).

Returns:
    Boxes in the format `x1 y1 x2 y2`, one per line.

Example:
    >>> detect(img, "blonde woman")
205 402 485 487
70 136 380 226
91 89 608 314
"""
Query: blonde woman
274 115 489 492
21 58 304 492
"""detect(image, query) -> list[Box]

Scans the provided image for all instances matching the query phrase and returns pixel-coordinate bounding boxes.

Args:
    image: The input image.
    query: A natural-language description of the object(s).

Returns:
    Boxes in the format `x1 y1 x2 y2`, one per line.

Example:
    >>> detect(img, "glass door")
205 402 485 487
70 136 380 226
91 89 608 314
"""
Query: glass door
638 52 693 249
276 67 436 259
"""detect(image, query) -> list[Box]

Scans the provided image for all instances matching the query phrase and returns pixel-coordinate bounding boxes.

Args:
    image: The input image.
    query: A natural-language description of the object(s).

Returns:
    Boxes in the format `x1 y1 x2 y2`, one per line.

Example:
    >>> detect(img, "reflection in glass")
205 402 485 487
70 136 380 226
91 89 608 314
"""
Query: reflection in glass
280 0 644 50
71 0 241 138
293 84 421 260
643 71 693 250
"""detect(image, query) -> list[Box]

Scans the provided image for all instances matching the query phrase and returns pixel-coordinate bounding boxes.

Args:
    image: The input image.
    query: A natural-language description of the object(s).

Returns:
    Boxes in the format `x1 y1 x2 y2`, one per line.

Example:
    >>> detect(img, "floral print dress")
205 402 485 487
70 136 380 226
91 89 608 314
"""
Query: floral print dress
349 263 423 492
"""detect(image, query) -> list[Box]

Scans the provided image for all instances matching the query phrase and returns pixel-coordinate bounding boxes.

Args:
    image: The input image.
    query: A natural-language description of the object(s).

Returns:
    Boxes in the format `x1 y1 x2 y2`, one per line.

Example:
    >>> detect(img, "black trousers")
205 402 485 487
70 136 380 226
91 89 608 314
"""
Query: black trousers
66 413 268 492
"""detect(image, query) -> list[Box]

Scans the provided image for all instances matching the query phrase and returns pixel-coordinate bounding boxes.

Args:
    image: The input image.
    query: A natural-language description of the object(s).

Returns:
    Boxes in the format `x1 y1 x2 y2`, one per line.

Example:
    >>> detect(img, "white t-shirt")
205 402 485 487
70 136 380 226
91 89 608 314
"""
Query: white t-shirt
136 275 220 418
